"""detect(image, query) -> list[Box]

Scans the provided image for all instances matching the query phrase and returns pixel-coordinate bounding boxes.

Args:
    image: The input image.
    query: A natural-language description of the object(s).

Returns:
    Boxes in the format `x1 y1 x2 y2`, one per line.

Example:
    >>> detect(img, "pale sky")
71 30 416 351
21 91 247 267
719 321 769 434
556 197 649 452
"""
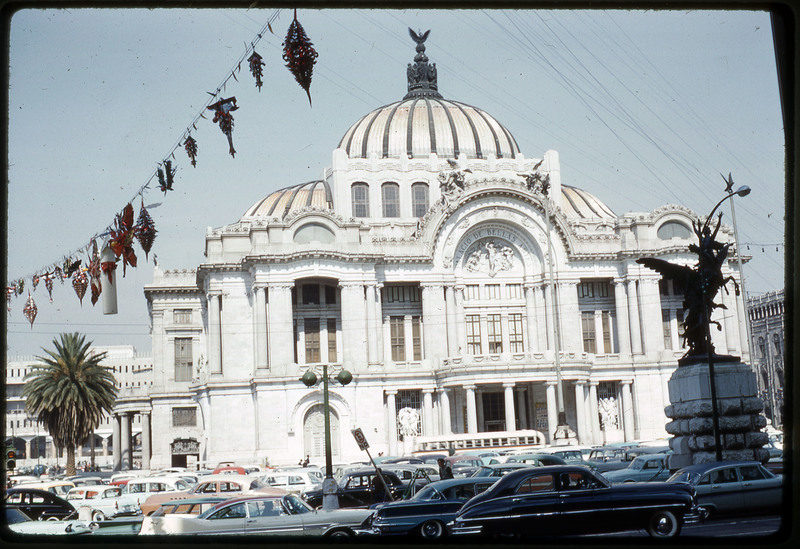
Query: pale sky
5 7 786 357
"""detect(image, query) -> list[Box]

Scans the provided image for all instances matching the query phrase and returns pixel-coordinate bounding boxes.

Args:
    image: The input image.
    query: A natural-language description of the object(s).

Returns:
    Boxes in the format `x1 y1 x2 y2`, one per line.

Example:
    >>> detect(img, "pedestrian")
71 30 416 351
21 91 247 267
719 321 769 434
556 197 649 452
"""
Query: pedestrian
438 458 454 479
303 455 310 467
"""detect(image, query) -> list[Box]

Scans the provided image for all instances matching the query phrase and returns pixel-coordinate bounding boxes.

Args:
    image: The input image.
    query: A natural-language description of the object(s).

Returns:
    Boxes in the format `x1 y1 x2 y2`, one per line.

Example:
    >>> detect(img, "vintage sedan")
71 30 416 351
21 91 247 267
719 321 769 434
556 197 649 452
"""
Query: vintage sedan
666 460 782 517
301 468 404 509
139 493 371 538
65 485 141 521
5 487 76 520
359 477 499 540
603 453 671 484
470 463 533 478
449 465 700 539
5 508 94 536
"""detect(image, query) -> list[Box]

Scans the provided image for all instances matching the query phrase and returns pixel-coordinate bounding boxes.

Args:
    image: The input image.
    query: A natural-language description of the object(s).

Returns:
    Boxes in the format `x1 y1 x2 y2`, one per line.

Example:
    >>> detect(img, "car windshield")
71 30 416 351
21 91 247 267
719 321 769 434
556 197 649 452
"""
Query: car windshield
284 494 313 514
175 480 191 491
666 470 701 484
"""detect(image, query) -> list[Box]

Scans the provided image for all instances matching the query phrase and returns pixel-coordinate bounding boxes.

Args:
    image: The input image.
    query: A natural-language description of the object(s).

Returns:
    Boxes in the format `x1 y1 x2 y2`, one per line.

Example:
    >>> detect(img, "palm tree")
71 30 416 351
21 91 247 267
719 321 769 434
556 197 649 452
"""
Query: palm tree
23 333 118 476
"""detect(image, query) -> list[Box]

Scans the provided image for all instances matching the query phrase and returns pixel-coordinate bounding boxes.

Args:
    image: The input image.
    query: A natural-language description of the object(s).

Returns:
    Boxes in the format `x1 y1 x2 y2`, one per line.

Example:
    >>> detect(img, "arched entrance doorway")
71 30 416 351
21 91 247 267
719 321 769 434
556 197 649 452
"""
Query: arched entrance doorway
303 404 340 462
170 438 200 469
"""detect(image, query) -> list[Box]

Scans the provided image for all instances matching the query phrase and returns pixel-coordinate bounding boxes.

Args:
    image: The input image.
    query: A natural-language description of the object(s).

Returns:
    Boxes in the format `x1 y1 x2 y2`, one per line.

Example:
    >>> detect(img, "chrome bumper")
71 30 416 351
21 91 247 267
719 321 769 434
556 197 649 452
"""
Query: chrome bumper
448 522 483 536
683 505 709 524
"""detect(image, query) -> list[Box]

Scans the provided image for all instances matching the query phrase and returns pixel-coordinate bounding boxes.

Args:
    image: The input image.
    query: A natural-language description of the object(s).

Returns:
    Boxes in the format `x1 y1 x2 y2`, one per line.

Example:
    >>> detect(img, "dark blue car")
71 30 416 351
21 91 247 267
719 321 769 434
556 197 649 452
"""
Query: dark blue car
357 477 498 540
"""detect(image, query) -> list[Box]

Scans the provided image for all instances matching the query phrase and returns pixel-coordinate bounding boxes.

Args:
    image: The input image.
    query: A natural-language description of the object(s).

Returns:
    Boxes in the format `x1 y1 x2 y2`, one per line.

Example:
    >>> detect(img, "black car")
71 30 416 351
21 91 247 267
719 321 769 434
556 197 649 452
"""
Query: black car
5 487 76 520
301 468 404 509
359 477 499 540
449 465 701 540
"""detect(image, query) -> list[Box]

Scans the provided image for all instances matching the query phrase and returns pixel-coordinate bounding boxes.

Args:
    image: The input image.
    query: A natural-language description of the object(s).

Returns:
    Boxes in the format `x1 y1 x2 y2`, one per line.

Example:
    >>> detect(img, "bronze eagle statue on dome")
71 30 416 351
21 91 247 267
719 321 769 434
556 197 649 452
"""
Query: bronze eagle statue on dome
637 213 739 365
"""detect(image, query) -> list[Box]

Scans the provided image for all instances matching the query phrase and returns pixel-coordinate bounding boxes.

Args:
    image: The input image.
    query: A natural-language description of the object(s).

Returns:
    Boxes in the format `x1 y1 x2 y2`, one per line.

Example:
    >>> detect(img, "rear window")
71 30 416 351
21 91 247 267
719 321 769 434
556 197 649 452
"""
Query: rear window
515 474 555 494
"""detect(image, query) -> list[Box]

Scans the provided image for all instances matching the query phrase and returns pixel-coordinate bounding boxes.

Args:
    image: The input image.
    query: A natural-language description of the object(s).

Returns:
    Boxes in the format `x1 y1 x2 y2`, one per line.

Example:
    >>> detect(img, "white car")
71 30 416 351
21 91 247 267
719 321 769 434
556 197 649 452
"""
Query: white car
65 485 141 521
117 476 194 510
6 508 95 536
15 480 76 498
259 471 322 495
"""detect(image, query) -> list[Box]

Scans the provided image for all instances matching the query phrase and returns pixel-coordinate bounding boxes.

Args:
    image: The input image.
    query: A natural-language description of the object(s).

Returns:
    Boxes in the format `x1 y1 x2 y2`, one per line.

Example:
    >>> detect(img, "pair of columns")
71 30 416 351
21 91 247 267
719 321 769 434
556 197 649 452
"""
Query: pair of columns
112 411 151 471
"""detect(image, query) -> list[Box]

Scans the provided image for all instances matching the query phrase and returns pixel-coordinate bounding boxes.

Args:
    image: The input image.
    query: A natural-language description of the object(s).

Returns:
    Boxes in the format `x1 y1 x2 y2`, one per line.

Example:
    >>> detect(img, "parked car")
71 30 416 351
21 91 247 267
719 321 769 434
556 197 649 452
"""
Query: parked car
117 476 194 510
666 460 782 517
5 487 76 520
380 456 424 464
301 468 404 509
140 493 372 538
358 477 499 540
68 475 105 487
529 447 588 463
14 480 76 498
5 507 94 536
212 465 247 475
585 445 667 473
449 465 701 539
455 450 503 465
139 474 285 516
259 470 322 495
504 453 568 467
65 485 141 521
443 456 484 477
602 453 671 484
470 463 533 478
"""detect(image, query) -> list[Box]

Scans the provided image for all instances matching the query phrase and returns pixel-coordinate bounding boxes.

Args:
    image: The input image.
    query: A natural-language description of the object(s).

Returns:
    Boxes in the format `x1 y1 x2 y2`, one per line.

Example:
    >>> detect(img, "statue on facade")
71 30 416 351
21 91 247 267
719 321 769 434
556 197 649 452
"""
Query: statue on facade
397 407 420 439
637 213 739 365
598 397 619 430
438 159 471 205
518 159 550 197
194 354 206 381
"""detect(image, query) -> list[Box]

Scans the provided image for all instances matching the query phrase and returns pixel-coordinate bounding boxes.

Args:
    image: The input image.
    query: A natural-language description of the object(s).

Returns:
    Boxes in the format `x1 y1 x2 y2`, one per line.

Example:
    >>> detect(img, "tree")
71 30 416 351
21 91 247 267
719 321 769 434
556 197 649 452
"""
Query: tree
23 333 117 476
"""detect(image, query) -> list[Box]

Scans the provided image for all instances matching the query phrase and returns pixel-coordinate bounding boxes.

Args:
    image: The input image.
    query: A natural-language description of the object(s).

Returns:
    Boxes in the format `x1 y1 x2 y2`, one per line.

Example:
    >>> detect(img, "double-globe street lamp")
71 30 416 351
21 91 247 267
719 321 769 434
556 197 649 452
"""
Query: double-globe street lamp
300 363 352 510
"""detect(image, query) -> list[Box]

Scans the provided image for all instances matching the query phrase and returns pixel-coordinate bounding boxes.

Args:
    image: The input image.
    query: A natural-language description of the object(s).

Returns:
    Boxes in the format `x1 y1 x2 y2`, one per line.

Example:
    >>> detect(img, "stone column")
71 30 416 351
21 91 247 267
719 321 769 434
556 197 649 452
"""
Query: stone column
545 381 558 443
544 283 556 350
503 383 516 432
588 382 601 446
535 284 548 351
141 412 151 471
574 381 587 444
365 284 379 364
404 315 414 362
516 386 528 430
254 286 268 369
455 286 466 355
613 280 631 356
721 283 739 355
383 315 393 363
524 284 538 353
594 310 606 354
421 283 446 362
422 389 434 436
120 413 131 471
559 281 581 351
626 280 643 354
386 391 398 456
445 285 458 356
207 292 222 374
439 388 452 435
340 283 368 368
374 284 385 363
464 385 478 433
296 318 306 365
267 284 294 368
112 415 121 471
639 277 665 354
620 380 635 442
102 437 109 458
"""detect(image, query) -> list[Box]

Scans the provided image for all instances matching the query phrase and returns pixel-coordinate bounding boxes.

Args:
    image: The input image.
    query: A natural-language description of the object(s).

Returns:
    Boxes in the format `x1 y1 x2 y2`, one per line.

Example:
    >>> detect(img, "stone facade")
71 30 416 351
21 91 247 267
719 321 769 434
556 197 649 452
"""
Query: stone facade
748 290 785 428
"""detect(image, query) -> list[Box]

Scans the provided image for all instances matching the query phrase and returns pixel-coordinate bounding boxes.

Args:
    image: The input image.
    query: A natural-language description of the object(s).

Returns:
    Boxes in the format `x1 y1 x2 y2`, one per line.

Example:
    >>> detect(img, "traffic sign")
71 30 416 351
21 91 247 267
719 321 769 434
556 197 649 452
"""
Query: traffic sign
351 428 369 450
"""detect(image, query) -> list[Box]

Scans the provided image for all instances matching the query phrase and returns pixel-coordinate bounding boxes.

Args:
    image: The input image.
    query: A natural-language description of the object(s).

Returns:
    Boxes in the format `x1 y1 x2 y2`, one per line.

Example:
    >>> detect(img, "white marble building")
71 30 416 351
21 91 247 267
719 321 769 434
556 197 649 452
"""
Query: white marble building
119 33 748 470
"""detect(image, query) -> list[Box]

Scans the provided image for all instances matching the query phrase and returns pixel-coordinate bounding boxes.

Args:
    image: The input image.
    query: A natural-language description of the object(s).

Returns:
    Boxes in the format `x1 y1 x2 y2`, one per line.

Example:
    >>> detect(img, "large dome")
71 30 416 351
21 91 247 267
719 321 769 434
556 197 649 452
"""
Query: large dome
242 180 332 218
338 98 521 160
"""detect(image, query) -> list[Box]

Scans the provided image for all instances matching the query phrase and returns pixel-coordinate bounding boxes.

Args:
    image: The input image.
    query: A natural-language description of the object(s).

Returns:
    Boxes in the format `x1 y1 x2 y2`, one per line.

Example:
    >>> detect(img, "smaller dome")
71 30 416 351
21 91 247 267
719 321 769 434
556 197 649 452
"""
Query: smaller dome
560 186 616 219
242 180 333 219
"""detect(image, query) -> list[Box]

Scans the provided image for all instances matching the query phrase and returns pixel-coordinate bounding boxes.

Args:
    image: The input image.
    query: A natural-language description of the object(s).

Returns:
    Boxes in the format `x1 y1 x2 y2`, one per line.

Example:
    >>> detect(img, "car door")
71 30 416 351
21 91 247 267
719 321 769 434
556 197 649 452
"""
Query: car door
244 499 304 535
697 466 744 513
507 472 559 535
202 502 247 533
554 470 612 535
737 464 781 511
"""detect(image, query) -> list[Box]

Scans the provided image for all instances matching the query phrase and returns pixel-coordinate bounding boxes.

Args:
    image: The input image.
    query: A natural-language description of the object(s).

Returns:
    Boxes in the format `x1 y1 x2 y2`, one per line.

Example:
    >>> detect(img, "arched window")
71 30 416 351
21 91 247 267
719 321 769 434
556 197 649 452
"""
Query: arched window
657 220 692 240
382 182 400 217
758 337 765 358
772 333 781 355
412 182 429 218
351 183 369 218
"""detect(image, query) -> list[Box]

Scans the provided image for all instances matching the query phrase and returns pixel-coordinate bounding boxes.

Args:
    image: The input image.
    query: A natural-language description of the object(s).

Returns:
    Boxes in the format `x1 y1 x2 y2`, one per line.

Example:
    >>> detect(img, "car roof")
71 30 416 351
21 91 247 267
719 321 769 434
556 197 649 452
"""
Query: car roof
675 461 764 473
479 463 530 469
423 477 499 489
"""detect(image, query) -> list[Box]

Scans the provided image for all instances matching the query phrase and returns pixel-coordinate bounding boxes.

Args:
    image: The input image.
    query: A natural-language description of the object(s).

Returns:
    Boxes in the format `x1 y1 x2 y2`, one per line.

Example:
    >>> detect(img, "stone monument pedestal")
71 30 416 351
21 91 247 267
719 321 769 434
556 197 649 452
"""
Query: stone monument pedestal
665 359 769 471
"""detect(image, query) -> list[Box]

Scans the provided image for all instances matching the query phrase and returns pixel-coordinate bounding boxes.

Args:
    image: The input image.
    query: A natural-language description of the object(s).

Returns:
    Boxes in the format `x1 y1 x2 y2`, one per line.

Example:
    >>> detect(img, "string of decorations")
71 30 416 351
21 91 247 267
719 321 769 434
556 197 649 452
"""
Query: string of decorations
8 8 322 326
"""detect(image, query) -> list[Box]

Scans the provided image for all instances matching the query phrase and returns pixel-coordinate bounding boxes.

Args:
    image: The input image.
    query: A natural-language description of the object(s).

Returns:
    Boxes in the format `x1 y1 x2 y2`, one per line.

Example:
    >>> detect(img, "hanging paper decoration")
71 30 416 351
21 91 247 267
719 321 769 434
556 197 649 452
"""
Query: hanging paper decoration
32 274 40 291
7 284 15 312
207 96 238 157
72 270 89 305
108 203 137 277
87 240 102 306
248 50 265 91
157 160 176 194
23 292 38 328
44 274 54 302
184 135 198 167
16 278 24 295
64 258 82 277
135 200 158 260
282 10 318 106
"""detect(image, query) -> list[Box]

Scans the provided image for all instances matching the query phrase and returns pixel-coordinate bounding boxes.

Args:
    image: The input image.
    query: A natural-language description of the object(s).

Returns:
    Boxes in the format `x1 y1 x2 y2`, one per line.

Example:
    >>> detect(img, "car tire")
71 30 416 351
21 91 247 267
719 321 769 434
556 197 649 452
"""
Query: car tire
92 511 106 521
646 510 681 538
419 520 445 540
326 528 353 541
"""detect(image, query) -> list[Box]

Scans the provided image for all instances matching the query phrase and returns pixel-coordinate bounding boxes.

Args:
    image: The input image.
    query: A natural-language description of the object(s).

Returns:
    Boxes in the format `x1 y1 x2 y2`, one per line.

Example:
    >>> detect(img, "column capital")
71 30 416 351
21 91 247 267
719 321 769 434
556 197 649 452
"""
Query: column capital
207 290 224 298
502 381 516 389
420 282 444 290
587 381 600 388
514 385 527 393
422 388 435 395
338 282 364 289
619 379 634 386
573 380 587 387
385 389 398 396
545 380 558 388
463 384 476 391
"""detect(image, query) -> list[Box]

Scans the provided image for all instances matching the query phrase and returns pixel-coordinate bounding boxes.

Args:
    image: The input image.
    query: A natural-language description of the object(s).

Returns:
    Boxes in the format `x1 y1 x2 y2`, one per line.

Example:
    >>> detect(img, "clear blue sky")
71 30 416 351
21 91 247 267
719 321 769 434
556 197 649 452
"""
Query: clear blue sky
6 7 785 357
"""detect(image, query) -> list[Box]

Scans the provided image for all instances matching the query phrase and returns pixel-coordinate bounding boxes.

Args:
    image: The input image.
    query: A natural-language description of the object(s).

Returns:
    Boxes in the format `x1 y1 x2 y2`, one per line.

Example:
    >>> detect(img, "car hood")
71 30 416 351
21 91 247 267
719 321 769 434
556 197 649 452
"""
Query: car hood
8 520 95 536
309 508 373 523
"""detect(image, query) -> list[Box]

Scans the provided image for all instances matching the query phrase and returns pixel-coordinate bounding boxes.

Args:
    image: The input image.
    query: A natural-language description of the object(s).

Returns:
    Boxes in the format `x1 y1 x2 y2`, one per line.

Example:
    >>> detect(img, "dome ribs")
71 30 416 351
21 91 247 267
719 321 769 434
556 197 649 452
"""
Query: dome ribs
431 98 459 159
360 107 384 159
466 102 503 158
406 98 420 158
450 101 483 159
381 101 404 158
423 98 438 156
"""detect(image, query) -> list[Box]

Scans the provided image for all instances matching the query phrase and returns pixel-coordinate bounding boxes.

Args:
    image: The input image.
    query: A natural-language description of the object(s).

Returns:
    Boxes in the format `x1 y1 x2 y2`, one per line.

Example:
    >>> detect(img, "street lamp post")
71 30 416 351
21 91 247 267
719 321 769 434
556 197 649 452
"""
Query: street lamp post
300 363 352 510
702 184 751 462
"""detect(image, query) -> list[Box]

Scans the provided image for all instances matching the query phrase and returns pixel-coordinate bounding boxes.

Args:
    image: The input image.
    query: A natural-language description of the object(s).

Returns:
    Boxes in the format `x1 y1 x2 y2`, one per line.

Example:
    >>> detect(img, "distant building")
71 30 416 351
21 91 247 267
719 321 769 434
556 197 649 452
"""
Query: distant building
748 290 785 429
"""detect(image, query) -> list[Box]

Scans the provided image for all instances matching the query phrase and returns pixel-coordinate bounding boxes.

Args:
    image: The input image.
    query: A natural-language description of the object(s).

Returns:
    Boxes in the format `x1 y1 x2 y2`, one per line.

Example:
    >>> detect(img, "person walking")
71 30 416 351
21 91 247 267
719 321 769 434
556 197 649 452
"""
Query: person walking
437 458 454 479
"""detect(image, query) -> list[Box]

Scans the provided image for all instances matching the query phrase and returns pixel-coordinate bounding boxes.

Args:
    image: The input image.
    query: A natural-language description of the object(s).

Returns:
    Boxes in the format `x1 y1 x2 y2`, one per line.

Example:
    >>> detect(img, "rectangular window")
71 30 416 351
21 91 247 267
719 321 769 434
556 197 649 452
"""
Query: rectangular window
174 309 192 324
507 284 523 299
465 285 480 300
327 319 337 362
302 284 320 305
581 312 596 354
352 184 369 217
602 311 613 353
304 319 321 363
174 338 193 382
662 309 673 350
412 183 429 218
596 282 610 298
412 316 422 361
578 282 594 298
509 313 524 352
466 315 482 355
172 407 197 427
324 285 337 305
485 284 501 300
487 314 503 353
676 309 685 344
659 279 669 296
390 316 405 362
382 183 400 217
